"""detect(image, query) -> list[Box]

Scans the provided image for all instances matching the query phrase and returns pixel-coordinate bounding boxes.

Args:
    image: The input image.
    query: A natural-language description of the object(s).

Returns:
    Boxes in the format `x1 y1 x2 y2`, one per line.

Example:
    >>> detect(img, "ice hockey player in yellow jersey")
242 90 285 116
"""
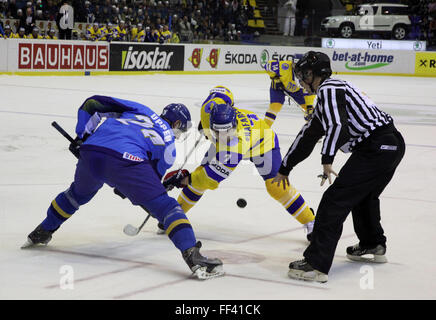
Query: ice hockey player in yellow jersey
86 23 102 41
264 60 317 126
1 25 16 38
163 86 315 241
44 29 58 40
132 23 145 42
114 21 128 41
28 27 44 39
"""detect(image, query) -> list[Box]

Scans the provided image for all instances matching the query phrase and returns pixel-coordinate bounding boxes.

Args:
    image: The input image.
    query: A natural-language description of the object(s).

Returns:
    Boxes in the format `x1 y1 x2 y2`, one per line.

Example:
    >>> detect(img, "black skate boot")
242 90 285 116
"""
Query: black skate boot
346 243 387 263
288 259 328 283
182 241 225 280
21 224 57 249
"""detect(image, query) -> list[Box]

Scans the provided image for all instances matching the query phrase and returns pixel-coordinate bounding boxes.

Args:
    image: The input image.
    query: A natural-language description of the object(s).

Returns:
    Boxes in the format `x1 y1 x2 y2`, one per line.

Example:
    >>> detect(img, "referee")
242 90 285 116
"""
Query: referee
273 51 405 283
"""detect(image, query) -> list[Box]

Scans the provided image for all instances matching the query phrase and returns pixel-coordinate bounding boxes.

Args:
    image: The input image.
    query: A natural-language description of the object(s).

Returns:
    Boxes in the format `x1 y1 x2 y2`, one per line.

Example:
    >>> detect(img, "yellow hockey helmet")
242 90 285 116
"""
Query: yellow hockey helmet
204 85 234 107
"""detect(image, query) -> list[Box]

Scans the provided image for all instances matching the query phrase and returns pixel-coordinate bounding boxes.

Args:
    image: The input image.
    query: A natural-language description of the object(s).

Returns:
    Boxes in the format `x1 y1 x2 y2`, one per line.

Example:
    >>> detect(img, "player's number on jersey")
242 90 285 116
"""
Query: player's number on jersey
141 129 165 146
247 114 259 126
117 115 164 146
116 114 154 128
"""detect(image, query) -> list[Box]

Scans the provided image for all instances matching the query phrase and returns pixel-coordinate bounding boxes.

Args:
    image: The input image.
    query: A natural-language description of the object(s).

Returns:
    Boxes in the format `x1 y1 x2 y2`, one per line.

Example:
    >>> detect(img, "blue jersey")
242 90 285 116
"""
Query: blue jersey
75 95 175 178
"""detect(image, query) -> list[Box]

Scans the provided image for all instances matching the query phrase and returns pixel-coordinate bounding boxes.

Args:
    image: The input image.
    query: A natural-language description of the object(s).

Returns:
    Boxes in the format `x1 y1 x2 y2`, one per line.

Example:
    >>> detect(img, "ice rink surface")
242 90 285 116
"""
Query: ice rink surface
0 72 435 300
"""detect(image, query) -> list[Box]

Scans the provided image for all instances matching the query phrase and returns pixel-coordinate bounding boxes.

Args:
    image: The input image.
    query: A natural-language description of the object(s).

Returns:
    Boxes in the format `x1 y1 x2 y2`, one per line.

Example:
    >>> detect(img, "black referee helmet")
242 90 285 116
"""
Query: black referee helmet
295 51 332 81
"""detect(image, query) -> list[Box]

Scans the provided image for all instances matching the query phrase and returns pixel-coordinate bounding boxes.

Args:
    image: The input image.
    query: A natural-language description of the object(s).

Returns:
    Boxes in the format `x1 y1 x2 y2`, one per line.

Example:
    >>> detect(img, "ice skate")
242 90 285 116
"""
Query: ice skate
182 241 224 280
288 259 328 283
346 243 387 263
21 224 56 249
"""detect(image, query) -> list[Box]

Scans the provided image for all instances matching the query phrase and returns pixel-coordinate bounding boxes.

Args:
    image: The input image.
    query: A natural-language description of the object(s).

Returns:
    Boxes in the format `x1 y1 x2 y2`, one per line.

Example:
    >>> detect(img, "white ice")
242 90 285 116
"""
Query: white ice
1 72 435 300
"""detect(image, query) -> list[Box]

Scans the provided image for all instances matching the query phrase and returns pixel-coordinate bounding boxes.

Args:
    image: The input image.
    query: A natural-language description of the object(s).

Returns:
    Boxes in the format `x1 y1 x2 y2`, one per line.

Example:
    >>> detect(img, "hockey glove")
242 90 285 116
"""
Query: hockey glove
304 105 314 121
163 169 190 190
271 78 285 91
68 134 89 159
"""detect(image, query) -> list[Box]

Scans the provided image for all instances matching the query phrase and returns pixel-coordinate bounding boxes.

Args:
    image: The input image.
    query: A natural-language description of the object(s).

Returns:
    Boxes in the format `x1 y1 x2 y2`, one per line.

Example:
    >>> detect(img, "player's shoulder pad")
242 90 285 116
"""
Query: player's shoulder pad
264 60 280 78
279 60 294 73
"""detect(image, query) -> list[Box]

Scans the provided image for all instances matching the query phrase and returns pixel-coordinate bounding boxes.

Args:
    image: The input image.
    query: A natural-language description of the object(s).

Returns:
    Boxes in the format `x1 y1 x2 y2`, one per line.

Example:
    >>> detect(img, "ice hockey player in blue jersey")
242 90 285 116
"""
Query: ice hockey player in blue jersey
21 95 224 280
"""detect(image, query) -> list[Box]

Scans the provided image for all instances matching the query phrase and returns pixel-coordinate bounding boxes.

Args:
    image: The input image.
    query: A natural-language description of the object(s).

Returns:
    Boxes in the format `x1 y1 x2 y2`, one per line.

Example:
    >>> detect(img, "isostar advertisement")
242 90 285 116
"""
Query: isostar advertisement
110 43 184 71
8 40 109 72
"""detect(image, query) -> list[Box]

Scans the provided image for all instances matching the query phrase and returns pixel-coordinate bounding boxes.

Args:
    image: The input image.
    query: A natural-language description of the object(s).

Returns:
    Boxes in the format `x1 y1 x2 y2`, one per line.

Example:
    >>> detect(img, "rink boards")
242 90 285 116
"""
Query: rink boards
0 39 435 77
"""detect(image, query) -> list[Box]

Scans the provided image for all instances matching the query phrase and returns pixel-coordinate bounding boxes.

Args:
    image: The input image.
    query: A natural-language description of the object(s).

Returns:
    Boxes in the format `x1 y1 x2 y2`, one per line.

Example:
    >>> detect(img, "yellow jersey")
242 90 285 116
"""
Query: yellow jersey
191 98 276 190
264 60 316 124
87 27 102 41
28 34 44 39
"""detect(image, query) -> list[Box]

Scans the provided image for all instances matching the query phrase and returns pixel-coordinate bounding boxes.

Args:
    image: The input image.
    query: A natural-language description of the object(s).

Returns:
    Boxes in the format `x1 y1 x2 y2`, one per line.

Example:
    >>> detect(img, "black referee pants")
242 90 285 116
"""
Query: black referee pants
304 124 405 274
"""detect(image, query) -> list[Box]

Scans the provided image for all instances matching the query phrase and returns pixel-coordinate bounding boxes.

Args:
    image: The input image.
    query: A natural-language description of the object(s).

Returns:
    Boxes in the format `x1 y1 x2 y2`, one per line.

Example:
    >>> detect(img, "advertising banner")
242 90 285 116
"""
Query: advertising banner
415 52 436 76
328 48 415 74
184 44 303 72
322 38 427 51
183 44 414 75
0 41 7 71
6 40 109 72
110 43 184 71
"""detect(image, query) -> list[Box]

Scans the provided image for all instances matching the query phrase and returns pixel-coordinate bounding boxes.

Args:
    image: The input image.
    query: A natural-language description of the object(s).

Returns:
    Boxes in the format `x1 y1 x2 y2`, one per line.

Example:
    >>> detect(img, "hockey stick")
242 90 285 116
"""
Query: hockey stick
51 121 76 146
282 90 312 115
123 132 203 236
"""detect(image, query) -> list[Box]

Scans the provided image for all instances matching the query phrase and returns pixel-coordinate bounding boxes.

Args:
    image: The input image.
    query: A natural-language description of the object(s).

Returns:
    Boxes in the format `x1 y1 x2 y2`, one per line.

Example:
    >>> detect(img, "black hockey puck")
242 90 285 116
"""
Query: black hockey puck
236 198 247 208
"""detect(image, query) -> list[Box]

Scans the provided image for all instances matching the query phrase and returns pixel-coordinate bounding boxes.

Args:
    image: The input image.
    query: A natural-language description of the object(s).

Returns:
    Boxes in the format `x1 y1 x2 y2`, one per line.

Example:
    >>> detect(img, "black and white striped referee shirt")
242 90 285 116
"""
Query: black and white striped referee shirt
279 78 393 175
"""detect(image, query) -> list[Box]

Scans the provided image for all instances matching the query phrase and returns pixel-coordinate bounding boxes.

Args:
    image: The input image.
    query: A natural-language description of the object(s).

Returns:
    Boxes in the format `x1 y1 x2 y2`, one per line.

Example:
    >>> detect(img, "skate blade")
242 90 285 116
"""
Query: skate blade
20 238 46 249
21 237 50 249
192 265 225 280
288 269 328 283
156 228 165 235
21 239 35 249
347 254 387 263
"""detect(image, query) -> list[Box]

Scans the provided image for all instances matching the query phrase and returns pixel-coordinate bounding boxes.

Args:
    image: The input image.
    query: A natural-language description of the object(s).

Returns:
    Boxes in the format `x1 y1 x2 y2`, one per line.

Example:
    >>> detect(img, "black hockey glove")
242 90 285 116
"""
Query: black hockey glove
69 134 89 159
271 78 285 91
162 169 191 191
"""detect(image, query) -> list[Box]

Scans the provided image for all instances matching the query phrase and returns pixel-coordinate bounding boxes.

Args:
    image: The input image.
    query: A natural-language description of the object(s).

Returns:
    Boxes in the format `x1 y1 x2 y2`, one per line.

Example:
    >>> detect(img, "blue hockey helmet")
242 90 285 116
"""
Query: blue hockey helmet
160 103 192 138
210 103 237 144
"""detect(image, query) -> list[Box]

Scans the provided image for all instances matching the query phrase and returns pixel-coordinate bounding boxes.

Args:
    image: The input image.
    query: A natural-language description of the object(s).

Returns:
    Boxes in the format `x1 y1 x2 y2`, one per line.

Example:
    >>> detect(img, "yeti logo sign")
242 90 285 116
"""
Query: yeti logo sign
110 44 184 71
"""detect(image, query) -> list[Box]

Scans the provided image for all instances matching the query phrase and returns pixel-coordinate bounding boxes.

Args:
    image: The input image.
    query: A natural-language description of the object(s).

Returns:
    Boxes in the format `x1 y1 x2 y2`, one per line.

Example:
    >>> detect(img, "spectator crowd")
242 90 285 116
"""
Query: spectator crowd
0 0 260 42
